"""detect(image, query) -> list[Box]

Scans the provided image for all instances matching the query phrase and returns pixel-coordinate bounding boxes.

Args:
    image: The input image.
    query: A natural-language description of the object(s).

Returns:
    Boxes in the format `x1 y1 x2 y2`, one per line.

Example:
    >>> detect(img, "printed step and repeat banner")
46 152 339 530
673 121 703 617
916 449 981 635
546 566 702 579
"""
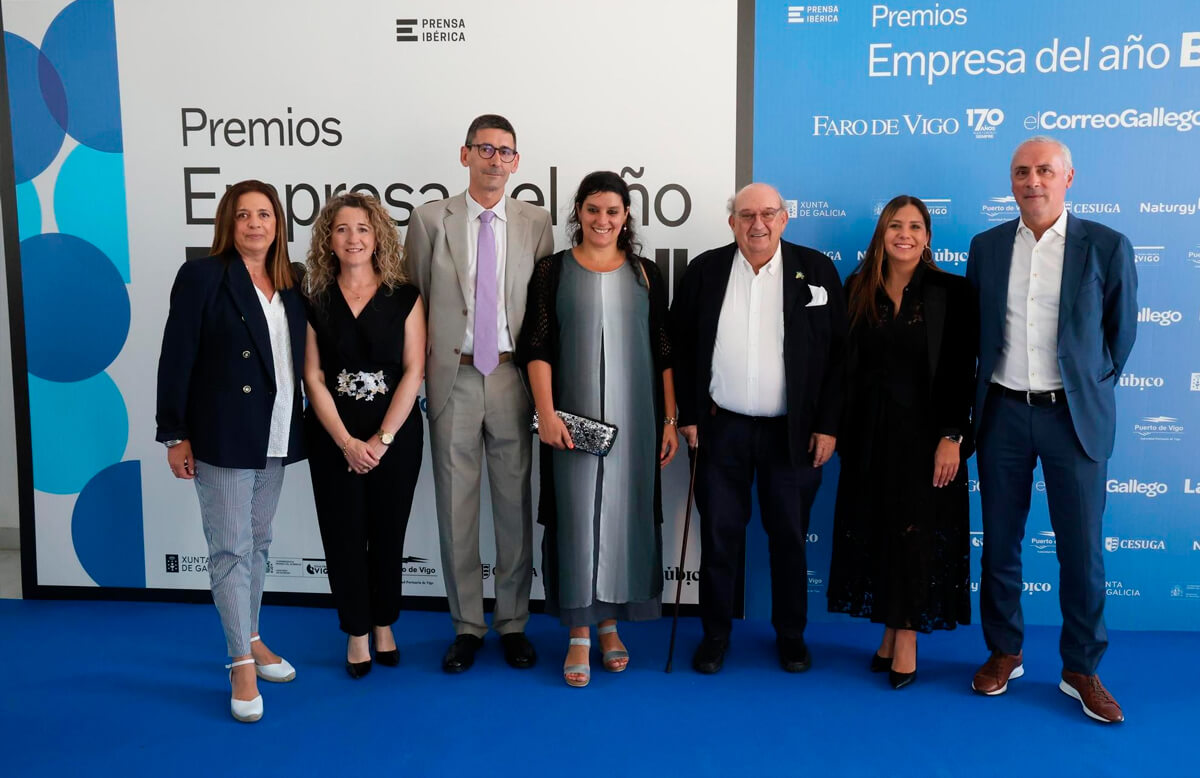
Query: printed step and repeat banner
753 1 1200 629
5 0 1198 630
3 0 736 605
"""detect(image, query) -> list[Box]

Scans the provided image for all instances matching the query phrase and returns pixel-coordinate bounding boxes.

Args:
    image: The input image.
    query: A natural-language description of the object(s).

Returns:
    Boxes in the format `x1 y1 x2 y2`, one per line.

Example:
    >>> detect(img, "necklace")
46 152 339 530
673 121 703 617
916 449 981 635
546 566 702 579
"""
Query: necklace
339 279 378 301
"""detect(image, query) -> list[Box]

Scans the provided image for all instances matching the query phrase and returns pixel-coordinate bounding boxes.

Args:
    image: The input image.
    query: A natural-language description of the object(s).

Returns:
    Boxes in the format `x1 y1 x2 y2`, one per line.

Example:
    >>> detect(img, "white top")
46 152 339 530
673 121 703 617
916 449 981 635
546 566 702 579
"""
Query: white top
710 245 787 417
461 192 513 354
255 286 294 457
992 208 1068 392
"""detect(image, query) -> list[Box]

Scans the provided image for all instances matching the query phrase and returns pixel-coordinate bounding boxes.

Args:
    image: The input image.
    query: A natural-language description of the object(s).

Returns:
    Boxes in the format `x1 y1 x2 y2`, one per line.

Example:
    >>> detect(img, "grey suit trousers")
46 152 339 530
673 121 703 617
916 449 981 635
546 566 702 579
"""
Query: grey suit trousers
429 360 533 637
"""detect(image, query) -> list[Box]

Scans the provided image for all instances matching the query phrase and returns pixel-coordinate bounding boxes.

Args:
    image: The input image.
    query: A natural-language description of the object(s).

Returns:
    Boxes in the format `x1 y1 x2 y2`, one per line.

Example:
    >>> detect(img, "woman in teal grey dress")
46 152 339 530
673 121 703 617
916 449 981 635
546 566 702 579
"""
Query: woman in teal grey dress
517 171 678 687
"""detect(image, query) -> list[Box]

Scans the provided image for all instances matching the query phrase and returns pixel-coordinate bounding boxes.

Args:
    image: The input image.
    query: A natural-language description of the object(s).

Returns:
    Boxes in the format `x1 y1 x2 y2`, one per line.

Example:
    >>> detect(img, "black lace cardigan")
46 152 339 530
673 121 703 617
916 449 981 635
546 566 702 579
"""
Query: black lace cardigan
515 249 673 530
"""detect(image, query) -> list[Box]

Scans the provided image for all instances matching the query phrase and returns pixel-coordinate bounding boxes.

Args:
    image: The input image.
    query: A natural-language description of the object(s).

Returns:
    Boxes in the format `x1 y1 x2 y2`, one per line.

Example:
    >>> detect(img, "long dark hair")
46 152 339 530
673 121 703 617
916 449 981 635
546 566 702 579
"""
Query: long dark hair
210 179 293 290
568 170 640 256
846 195 939 326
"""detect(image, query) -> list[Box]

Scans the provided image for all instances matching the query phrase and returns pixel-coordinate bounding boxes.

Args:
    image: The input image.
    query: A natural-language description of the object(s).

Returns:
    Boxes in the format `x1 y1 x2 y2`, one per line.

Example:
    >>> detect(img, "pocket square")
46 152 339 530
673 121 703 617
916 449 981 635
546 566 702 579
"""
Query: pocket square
806 284 828 307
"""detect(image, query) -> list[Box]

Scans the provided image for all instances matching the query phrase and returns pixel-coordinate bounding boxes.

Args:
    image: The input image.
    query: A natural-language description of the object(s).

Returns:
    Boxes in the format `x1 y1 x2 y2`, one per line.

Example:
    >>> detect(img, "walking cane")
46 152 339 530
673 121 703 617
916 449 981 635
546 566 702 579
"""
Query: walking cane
665 446 699 672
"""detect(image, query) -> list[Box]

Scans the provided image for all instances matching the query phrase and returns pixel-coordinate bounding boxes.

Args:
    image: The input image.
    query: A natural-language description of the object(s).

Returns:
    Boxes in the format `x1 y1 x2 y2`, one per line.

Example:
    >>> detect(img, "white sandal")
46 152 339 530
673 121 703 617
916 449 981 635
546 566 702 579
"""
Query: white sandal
225 658 263 723
250 635 296 682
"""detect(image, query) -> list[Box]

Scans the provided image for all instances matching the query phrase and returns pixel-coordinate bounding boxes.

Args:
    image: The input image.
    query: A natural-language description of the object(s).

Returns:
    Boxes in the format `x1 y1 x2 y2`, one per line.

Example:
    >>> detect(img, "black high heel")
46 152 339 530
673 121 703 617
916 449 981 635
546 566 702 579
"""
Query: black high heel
346 635 372 679
870 653 891 673
889 645 917 689
373 628 400 666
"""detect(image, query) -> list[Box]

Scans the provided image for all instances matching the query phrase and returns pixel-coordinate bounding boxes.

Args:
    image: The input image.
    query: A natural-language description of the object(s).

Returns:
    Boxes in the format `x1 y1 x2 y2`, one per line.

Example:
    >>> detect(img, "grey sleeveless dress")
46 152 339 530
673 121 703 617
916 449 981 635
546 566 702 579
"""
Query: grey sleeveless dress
550 253 662 624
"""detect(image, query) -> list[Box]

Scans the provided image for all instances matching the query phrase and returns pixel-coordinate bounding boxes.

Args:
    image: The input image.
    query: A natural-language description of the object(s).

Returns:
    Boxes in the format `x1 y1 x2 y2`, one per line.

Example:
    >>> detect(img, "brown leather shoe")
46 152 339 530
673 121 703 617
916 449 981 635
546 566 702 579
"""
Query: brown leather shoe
971 651 1024 695
1059 671 1125 723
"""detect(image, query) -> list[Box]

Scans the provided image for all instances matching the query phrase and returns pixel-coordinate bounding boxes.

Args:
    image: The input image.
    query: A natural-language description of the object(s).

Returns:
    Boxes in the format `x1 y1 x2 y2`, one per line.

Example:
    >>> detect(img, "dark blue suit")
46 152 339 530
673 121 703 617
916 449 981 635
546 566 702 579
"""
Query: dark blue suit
966 214 1136 674
156 253 307 468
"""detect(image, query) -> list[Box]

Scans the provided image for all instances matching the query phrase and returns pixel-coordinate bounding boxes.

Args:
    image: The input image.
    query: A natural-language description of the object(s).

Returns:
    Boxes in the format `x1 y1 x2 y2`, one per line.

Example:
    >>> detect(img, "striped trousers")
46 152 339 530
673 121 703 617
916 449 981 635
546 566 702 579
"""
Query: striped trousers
193 458 285 656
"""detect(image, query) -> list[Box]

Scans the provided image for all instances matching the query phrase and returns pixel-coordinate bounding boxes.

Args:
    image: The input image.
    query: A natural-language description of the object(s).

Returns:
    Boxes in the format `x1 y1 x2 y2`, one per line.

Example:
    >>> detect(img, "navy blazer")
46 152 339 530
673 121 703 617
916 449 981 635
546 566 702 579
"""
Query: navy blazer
670 240 848 469
156 253 307 469
966 214 1137 462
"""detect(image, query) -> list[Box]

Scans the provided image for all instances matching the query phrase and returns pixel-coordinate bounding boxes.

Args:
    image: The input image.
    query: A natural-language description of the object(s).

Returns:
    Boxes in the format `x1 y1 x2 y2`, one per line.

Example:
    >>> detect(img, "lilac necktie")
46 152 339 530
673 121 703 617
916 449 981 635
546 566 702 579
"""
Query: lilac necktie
473 210 499 376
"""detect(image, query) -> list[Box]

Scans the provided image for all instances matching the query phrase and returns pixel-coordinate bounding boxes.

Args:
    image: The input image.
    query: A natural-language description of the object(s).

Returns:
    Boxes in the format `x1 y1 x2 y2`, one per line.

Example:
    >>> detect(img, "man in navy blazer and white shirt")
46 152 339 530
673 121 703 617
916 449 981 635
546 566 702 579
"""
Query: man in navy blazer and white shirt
672 183 847 675
966 136 1137 723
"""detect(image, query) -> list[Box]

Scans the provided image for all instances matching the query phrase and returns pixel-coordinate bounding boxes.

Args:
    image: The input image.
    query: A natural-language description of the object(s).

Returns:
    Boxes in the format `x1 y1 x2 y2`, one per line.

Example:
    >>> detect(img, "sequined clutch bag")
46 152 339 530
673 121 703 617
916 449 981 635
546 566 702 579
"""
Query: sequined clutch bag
530 410 619 457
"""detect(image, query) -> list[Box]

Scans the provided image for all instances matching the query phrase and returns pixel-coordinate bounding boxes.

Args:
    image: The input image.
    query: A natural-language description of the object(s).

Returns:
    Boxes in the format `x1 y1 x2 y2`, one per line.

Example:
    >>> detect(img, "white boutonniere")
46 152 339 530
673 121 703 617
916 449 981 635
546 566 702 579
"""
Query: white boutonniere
795 271 805 280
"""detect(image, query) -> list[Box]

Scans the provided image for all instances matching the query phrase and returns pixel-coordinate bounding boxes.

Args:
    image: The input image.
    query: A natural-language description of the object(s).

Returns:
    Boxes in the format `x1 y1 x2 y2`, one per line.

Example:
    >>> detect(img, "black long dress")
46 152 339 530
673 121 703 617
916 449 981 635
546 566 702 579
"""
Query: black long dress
826 265 973 633
305 283 424 636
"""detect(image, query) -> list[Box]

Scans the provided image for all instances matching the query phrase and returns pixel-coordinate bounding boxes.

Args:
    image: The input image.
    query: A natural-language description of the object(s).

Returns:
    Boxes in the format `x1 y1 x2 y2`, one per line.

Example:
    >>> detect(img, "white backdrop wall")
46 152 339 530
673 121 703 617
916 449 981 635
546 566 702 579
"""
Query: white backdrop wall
4 0 736 602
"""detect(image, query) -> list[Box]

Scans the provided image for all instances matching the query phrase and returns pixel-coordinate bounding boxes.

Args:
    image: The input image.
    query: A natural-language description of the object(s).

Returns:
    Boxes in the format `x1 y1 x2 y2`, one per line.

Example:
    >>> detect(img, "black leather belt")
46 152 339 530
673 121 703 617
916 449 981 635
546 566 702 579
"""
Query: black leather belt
990 383 1062 407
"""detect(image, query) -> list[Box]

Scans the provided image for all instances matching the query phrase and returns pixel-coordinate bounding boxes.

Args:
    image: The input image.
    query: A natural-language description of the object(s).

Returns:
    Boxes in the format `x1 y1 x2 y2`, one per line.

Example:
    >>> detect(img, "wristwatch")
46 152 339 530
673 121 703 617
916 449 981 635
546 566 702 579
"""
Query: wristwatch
163 439 184 448
377 429 394 446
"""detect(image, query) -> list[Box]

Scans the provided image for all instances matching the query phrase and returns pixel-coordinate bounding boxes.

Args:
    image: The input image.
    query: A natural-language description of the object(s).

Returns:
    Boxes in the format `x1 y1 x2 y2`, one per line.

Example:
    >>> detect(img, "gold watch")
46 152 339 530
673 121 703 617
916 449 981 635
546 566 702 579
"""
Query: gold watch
377 430 394 445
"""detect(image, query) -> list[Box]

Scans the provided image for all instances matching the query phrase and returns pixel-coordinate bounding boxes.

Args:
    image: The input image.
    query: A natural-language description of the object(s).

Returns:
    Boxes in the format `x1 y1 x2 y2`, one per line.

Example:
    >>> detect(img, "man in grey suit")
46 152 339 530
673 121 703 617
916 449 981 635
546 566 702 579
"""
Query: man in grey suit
405 114 555 672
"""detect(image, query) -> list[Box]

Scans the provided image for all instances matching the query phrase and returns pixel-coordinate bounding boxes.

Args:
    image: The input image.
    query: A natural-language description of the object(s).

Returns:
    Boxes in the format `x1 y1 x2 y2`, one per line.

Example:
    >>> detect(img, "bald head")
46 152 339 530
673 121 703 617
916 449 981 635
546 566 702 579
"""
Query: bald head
728 183 789 268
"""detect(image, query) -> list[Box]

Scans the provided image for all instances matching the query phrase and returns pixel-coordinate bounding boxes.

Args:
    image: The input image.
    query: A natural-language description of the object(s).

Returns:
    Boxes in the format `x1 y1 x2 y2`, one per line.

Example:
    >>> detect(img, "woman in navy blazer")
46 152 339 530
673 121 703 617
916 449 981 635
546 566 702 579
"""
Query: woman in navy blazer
156 179 307 723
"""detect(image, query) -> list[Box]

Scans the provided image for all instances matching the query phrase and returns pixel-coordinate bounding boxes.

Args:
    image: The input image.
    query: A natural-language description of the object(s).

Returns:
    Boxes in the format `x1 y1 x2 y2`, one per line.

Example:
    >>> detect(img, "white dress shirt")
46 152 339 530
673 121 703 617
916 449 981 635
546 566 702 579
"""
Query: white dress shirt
461 192 513 354
255 286 294 457
710 245 787 417
992 208 1068 392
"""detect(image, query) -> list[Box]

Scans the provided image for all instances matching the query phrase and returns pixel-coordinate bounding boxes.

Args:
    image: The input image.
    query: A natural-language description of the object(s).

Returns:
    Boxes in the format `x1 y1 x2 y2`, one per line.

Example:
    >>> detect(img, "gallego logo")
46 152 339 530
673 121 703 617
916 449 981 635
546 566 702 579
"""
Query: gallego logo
1104 536 1168 552
1106 478 1168 497
1138 308 1183 326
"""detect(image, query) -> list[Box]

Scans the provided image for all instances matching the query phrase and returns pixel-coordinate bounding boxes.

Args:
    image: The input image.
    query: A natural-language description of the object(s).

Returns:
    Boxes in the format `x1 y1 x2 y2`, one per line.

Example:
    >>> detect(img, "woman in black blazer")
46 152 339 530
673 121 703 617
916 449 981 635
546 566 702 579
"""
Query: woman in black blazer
826 195 977 690
156 179 307 723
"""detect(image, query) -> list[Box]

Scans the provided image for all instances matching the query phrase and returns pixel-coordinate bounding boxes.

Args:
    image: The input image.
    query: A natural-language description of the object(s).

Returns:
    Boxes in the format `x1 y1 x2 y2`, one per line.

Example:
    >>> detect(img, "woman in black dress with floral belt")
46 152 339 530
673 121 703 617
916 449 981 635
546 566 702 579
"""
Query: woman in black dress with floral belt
827 195 977 689
303 193 426 678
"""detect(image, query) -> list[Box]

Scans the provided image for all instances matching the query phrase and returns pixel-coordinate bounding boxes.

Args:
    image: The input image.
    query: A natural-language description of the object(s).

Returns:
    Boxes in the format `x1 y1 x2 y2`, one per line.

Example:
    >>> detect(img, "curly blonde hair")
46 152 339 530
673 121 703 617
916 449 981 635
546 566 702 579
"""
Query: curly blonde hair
304 192 407 298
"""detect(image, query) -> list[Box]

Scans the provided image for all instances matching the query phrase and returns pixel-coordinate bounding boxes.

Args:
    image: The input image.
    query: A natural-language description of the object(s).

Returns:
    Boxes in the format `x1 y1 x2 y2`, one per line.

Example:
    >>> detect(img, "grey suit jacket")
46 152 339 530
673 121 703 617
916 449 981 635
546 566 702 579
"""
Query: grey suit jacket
405 192 555 419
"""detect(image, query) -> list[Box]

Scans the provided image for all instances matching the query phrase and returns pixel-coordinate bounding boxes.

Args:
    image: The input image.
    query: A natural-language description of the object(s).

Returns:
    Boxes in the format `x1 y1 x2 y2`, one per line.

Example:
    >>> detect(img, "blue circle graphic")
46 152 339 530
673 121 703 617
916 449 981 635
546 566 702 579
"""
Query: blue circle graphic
55 145 129 282
16 182 42 241
29 372 128 495
3 32 67 182
72 460 145 588
21 233 130 382
41 0 123 152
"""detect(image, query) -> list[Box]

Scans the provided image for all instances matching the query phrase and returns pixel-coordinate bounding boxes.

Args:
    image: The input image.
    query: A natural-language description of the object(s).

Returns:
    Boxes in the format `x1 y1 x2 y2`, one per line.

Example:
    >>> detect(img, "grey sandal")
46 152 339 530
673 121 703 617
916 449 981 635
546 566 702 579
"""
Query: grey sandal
563 637 591 687
598 623 629 672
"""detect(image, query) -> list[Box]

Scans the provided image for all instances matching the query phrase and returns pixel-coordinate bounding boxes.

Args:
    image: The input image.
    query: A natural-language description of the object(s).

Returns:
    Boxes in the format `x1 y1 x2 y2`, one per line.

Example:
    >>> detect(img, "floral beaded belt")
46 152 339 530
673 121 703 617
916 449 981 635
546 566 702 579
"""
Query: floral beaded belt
336 370 389 401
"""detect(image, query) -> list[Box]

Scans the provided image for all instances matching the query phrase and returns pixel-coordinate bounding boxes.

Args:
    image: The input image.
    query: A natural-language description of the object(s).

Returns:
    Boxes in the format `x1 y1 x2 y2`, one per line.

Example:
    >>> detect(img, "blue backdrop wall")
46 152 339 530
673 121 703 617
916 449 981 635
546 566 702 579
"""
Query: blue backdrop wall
746 0 1200 630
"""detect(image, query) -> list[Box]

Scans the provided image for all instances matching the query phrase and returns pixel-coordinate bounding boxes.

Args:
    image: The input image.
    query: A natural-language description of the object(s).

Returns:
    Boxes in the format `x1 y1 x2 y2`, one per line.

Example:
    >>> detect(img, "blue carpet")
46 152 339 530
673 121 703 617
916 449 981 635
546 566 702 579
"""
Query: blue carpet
0 599 1194 776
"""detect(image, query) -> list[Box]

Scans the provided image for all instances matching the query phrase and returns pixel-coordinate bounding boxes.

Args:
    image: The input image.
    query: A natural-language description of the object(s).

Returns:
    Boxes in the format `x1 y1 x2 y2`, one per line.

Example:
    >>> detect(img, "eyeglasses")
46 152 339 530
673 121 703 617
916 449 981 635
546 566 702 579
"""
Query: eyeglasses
466 143 517 162
735 208 783 224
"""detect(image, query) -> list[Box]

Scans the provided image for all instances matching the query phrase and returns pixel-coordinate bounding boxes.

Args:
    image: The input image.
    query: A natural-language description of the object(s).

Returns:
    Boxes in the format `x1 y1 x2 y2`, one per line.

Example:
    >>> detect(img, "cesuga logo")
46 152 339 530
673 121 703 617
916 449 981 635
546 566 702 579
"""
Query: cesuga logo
1065 200 1121 214
1104 536 1168 552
